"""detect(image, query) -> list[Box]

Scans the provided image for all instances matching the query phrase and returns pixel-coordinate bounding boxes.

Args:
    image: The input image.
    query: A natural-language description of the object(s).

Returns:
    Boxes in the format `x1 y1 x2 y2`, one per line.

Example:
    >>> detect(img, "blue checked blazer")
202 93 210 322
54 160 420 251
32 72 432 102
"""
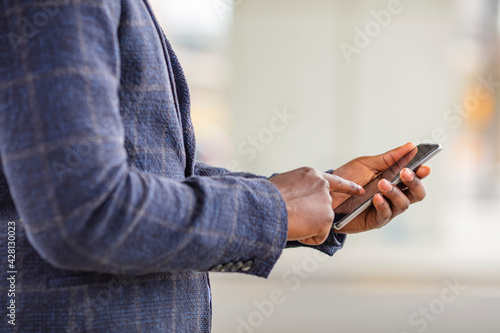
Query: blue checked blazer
0 0 346 332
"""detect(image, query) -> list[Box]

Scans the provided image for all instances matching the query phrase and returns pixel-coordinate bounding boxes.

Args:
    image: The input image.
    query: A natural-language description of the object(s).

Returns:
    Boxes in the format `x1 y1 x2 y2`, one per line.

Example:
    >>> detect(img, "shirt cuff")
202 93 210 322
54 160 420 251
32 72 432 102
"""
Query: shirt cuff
284 231 346 256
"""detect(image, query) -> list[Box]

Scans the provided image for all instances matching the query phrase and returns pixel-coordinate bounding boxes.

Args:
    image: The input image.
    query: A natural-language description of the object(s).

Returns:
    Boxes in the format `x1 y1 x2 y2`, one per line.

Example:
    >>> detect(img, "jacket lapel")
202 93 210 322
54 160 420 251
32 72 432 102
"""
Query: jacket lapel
141 0 196 177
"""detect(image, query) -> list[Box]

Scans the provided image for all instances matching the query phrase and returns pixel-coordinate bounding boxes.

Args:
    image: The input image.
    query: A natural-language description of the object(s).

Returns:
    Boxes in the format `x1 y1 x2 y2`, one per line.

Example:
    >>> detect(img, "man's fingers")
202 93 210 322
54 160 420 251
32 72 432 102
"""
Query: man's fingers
415 165 431 180
323 173 365 195
378 178 411 215
372 193 392 227
400 168 427 203
369 142 417 172
385 142 416 162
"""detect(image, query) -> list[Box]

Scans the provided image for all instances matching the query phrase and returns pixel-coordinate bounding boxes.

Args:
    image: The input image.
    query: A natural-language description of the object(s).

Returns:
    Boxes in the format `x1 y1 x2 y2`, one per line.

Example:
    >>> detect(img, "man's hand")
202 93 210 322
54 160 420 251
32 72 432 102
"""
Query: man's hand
332 142 431 234
269 167 364 246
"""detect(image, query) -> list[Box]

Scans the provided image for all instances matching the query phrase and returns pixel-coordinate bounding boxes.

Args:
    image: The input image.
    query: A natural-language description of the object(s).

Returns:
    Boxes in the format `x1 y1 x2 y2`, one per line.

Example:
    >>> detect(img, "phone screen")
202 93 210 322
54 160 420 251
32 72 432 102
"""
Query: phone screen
333 143 442 230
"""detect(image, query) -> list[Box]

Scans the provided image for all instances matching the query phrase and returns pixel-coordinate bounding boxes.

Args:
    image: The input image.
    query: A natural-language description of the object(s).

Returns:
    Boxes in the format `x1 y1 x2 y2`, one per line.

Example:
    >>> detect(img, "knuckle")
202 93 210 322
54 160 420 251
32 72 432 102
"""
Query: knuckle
336 177 343 186
318 209 334 228
327 209 335 221
416 189 426 201
303 167 324 180
380 210 391 221
319 177 330 188
318 225 330 240
333 176 346 189
320 220 331 233
377 208 391 224
381 214 391 226
377 219 388 229
313 233 329 246
302 166 315 174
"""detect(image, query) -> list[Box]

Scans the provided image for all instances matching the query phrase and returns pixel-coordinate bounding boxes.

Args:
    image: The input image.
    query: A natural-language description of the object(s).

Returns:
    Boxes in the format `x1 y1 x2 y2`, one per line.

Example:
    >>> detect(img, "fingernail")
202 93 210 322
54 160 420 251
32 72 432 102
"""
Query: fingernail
375 194 384 205
380 179 392 192
403 168 414 181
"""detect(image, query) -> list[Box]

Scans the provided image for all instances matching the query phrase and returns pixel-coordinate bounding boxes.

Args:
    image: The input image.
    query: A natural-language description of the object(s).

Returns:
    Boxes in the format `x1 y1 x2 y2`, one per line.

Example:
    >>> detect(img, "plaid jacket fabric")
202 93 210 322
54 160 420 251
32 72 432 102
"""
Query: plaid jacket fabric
0 0 345 332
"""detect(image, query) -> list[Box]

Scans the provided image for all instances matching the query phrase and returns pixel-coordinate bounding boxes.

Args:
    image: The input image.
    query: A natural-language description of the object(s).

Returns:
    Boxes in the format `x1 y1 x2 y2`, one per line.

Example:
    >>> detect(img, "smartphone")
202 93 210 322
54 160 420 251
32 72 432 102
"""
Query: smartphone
332 143 442 231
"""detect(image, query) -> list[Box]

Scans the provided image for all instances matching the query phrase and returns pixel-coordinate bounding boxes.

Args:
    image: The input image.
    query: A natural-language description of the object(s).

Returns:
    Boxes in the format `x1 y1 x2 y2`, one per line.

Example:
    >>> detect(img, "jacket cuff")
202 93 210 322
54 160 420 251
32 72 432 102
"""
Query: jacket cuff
208 179 288 278
245 180 289 277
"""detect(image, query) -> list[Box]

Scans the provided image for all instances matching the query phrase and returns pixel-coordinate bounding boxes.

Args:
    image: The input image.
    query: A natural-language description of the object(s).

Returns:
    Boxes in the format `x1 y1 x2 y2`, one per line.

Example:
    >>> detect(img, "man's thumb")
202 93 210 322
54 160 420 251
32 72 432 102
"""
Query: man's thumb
373 142 416 170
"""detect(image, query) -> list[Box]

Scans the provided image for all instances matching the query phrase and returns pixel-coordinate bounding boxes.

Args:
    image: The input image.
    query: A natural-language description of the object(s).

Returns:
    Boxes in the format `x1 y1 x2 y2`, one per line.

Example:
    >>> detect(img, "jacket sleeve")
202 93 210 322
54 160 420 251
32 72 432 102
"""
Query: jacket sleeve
194 162 269 179
195 165 347 254
0 0 287 278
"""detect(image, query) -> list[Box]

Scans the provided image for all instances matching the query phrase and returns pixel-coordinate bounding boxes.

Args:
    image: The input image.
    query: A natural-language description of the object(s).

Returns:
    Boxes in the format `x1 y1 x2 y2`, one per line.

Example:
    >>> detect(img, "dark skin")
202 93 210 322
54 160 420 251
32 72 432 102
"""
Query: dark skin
332 142 430 234
269 142 431 245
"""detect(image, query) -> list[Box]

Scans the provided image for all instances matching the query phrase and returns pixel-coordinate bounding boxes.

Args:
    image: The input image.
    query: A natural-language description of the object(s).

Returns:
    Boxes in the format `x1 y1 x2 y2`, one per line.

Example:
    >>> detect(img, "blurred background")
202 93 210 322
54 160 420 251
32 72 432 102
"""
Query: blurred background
150 0 500 332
